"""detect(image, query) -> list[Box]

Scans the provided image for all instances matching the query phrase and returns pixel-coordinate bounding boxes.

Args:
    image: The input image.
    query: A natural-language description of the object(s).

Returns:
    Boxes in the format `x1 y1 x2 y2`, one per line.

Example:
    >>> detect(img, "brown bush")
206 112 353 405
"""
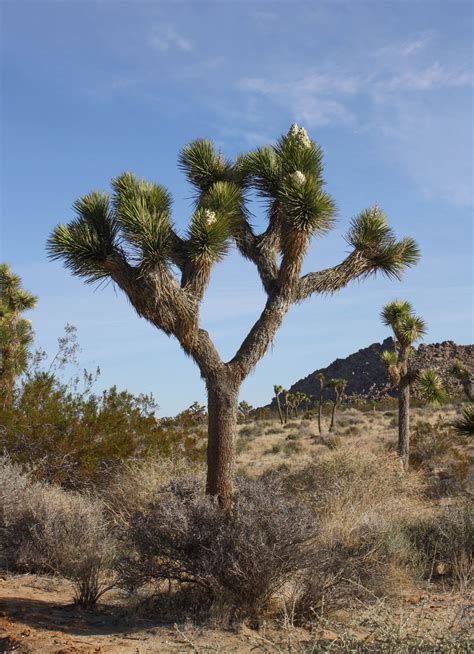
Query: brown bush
283 449 424 619
408 501 473 588
117 475 316 623
0 457 115 608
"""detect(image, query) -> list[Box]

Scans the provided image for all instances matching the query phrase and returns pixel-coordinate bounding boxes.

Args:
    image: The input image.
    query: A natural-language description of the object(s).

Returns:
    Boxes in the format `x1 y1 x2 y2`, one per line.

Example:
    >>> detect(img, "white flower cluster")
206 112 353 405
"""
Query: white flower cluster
288 123 311 148
204 209 217 225
291 170 306 185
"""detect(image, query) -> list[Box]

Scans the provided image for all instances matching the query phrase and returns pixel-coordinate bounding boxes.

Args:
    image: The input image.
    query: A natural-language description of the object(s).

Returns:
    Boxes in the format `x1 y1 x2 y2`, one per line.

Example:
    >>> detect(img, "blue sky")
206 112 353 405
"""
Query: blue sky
1 0 473 415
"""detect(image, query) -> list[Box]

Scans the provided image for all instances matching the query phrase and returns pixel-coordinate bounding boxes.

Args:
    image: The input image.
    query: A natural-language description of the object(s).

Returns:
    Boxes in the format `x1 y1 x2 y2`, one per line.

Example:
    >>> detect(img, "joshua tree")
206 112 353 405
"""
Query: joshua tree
0 264 37 406
238 400 253 421
48 124 419 510
273 384 285 425
293 391 310 417
381 300 444 469
315 373 325 434
450 359 473 401
327 378 347 432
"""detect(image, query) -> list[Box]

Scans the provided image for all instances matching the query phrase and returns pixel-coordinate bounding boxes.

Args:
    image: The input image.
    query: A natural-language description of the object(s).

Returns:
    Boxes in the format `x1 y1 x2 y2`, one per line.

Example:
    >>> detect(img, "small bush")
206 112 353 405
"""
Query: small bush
0 458 115 608
284 440 302 456
409 501 473 588
236 437 250 455
118 475 316 622
410 420 469 493
284 449 424 617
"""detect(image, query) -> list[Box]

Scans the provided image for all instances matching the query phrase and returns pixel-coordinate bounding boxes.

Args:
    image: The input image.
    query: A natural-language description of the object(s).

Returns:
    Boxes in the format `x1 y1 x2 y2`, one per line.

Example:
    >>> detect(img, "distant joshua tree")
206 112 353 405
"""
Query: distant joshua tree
238 400 253 421
0 264 37 406
381 300 444 469
316 373 325 434
48 124 419 510
327 378 347 432
450 359 473 401
273 384 285 425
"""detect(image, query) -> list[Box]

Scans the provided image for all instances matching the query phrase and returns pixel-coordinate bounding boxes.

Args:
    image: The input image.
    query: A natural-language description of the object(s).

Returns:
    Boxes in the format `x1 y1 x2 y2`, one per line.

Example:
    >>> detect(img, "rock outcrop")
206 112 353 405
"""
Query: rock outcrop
268 339 473 406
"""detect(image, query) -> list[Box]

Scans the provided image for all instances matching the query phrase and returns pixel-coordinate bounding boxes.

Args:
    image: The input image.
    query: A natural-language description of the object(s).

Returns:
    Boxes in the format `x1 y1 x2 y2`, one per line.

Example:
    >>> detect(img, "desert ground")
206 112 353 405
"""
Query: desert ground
1 405 472 653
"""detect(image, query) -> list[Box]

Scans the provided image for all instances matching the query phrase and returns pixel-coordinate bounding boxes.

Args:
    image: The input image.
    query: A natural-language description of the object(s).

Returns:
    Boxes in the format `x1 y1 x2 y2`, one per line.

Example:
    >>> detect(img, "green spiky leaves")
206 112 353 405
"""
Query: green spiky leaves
112 173 173 265
416 369 445 405
0 265 38 313
381 299 426 347
239 124 332 238
179 140 233 195
47 192 119 283
347 207 420 280
381 350 400 385
186 208 231 265
453 406 474 436
278 175 336 235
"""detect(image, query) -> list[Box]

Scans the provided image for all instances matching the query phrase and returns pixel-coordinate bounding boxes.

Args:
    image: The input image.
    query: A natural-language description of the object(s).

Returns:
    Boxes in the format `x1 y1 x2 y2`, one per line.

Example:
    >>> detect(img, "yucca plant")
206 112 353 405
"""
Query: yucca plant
453 405 474 436
381 300 444 469
273 384 285 425
0 265 37 406
48 124 419 510
327 378 347 432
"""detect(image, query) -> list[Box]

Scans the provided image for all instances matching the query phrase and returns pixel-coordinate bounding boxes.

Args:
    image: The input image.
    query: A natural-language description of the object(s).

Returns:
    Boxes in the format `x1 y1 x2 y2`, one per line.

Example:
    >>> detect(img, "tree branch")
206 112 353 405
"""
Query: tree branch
228 292 292 381
234 204 283 295
295 251 371 301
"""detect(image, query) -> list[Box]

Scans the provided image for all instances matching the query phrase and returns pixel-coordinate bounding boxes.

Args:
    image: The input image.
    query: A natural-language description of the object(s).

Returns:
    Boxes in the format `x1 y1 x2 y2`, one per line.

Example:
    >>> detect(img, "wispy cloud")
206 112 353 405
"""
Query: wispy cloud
148 25 192 53
236 34 473 206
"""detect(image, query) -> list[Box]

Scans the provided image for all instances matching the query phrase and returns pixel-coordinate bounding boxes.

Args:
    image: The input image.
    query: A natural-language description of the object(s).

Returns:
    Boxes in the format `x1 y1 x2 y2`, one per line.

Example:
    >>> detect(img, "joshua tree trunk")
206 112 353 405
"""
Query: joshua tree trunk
206 381 239 511
461 379 473 401
275 393 284 425
317 399 323 434
398 378 410 470
329 401 337 432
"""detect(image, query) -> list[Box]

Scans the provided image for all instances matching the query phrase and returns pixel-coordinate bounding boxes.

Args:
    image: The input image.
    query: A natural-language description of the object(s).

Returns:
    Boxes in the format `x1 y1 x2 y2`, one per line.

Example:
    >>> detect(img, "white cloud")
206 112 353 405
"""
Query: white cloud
237 36 473 206
148 25 192 53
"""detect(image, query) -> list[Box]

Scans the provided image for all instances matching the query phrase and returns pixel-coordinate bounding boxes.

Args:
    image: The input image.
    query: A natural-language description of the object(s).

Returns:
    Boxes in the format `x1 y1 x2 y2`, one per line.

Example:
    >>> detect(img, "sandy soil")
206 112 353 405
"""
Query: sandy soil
1 574 472 653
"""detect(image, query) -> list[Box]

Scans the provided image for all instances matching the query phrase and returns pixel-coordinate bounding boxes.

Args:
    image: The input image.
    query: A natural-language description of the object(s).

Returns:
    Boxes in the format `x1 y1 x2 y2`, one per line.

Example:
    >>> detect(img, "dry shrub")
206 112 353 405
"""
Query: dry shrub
0 457 115 608
117 475 316 623
409 501 473 588
410 420 470 495
102 457 202 527
284 449 424 618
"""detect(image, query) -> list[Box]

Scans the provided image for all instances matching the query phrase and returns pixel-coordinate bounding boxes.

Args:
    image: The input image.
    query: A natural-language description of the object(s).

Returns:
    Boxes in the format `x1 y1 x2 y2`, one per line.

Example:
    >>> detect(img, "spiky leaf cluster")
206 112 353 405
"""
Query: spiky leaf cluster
416 369 445 405
239 124 336 239
179 140 233 195
381 299 426 347
347 208 419 280
453 406 474 436
187 208 231 264
48 192 119 283
0 265 37 384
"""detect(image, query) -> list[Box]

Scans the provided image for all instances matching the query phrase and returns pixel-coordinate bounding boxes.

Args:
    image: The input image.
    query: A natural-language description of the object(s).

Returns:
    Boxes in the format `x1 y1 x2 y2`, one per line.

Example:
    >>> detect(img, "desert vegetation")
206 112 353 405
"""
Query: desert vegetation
1 128 472 651
47 124 419 510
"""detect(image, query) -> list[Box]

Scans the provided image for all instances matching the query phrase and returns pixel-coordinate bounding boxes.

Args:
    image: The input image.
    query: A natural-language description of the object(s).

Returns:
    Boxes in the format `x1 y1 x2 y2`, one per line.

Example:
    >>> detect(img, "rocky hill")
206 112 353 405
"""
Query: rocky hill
269 339 473 407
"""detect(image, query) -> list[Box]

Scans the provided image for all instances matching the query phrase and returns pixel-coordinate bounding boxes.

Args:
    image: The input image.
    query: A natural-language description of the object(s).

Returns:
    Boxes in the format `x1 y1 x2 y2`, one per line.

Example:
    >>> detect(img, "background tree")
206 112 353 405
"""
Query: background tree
0 264 37 407
450 359 473 401
315 373 325 434
273 384 284 425
238 400 253 422
48 124 419 510
327 378 347 432
381 300 444 469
